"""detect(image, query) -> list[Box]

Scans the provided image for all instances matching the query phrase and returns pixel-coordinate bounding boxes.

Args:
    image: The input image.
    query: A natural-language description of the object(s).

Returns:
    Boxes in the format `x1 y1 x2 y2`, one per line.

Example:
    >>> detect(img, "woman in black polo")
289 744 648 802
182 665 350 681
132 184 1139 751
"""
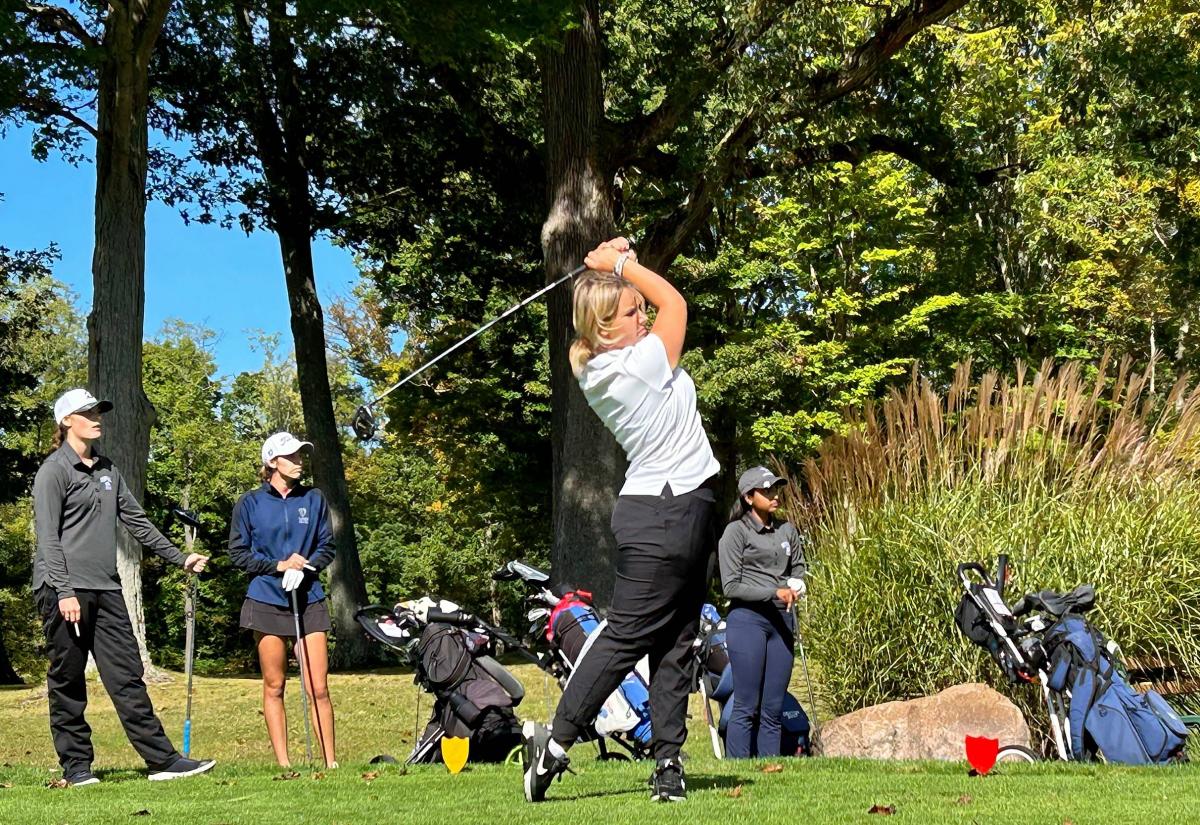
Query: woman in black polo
32 388 215 785
719 466 807 758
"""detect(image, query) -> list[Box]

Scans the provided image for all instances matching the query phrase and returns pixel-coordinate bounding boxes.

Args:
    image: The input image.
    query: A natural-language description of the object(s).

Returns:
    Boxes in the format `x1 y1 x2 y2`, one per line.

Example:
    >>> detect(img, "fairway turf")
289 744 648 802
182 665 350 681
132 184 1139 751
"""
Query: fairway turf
2 664 1198 823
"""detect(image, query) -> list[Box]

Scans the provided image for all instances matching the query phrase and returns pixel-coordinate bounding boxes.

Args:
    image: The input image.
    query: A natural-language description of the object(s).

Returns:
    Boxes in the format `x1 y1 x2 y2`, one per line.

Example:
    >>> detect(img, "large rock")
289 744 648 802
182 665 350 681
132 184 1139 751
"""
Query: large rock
814 683 1030 760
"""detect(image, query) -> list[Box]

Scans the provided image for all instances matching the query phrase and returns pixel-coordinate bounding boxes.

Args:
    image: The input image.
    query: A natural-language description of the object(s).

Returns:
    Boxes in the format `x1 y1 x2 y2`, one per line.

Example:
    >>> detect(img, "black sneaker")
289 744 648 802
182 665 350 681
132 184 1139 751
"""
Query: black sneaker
147 756 216 781
649 757 686 802
65 770 99 787
522 721 570 803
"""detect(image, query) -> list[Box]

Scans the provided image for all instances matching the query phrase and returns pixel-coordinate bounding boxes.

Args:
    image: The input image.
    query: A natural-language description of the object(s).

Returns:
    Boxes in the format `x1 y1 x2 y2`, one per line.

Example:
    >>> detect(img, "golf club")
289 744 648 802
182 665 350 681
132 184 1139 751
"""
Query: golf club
290 589 315 765
351 264 588 441
794 600 820 742
172 506 203 758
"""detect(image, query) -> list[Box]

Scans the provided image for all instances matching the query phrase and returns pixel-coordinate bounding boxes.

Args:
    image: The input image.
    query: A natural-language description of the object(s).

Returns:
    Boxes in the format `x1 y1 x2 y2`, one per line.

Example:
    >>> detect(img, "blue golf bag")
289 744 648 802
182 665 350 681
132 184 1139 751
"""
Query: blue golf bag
1044 615 1187 764
550 591 654 754
697 603 810 757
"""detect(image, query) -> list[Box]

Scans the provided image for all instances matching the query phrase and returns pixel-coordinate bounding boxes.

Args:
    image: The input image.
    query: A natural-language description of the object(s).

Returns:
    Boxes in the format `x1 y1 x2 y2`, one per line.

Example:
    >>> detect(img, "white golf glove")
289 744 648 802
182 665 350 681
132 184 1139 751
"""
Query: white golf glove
281 567 305 592
787 577 807 599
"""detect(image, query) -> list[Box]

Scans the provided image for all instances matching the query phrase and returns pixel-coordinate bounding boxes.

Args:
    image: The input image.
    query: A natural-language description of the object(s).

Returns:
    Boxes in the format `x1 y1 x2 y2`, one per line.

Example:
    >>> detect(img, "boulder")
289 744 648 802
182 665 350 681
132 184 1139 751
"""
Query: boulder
814 683 1030 760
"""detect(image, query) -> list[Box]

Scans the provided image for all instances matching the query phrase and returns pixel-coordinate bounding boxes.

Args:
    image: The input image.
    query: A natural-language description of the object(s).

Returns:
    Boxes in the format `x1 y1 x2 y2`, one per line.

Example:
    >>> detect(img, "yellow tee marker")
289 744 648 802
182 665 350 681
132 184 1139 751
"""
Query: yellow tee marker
441 736 469 774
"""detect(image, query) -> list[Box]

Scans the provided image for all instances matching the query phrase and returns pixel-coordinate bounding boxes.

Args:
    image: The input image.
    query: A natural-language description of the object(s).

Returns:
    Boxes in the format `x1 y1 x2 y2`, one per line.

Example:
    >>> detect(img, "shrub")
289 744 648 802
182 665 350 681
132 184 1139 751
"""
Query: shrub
796 357 1200 724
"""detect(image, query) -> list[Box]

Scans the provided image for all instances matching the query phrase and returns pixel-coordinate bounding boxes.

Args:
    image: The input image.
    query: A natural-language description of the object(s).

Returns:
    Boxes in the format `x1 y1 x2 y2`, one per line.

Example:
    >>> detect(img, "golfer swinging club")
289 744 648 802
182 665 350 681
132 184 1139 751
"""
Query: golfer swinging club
32 389 216 785
523 238 719 803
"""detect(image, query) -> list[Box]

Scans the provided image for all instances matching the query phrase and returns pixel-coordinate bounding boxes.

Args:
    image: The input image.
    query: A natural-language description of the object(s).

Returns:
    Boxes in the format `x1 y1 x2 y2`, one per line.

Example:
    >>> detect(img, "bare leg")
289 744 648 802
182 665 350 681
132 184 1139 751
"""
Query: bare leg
256 632 290 767
296 631 336 767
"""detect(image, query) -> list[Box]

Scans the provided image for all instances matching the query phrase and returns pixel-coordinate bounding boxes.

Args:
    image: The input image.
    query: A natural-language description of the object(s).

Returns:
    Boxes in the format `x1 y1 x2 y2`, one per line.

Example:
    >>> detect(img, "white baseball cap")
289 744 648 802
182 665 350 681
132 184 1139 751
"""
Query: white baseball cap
53 388 113 425
261 431 313 464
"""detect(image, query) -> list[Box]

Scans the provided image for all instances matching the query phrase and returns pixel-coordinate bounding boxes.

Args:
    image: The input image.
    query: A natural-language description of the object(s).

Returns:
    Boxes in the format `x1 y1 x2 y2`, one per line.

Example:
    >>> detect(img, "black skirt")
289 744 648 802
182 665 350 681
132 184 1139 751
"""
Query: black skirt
240 597 331 637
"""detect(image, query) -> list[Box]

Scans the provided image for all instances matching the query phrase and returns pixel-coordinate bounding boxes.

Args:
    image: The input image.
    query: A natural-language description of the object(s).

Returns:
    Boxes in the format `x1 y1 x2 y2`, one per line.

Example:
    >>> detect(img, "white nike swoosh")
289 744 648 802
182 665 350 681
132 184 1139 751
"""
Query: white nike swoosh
536 754 551 776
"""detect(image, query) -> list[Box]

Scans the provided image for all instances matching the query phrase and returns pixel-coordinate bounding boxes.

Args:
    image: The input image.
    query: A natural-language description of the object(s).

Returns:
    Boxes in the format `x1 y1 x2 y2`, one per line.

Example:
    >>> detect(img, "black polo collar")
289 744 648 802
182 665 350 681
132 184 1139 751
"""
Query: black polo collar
55 441 109 472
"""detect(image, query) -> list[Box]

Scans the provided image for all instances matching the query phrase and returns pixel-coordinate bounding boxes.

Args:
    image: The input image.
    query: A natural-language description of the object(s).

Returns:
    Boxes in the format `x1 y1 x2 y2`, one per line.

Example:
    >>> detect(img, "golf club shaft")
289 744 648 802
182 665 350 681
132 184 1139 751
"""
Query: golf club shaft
795 601 819 735
361 265 586 411
290 590 314 764
183 578 196 757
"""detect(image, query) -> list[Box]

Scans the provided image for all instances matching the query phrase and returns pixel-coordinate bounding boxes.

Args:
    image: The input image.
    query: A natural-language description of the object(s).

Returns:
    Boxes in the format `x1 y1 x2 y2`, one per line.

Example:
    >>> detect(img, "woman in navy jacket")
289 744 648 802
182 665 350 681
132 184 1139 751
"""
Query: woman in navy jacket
228 432 337 768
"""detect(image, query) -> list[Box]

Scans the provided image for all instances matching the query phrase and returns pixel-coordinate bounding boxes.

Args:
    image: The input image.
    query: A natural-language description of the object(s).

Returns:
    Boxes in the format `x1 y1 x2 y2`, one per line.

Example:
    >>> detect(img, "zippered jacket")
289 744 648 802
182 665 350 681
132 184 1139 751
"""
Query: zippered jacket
227 483 335 607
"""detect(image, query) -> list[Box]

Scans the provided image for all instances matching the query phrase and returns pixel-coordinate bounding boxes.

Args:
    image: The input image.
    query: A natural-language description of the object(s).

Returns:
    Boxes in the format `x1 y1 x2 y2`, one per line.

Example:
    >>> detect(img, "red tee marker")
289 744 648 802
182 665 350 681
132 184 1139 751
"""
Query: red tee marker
965 736 999 775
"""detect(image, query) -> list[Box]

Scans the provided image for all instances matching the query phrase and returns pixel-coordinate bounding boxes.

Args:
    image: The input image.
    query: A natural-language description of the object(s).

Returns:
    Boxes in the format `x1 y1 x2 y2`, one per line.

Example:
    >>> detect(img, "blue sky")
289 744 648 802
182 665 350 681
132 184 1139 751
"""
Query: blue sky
0 125 362 379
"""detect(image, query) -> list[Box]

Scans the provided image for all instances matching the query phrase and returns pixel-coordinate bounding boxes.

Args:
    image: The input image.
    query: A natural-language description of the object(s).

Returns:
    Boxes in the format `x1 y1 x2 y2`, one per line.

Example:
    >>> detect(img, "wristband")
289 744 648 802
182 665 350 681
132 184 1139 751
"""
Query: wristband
614 252 630 278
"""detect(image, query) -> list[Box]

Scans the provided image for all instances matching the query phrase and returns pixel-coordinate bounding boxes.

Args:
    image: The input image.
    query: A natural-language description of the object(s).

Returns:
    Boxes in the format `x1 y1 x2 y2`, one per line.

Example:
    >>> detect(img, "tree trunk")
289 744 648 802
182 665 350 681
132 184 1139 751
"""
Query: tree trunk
88 0 172 671
277 222 370 667
540 0 625 605
238 0 369 666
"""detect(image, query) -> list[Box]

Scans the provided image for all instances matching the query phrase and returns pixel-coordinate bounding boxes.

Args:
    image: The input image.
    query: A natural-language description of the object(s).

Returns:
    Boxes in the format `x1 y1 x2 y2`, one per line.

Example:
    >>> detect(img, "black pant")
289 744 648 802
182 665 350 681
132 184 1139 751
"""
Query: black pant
552 482 715 760
35 586 179 774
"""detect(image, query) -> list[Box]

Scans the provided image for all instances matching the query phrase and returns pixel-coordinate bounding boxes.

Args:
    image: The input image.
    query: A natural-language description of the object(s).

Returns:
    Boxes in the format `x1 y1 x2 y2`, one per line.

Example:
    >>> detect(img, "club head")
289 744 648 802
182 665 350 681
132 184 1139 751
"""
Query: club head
172 507 202 531
352 405 377 441
493 559 550 583
527 607 551 622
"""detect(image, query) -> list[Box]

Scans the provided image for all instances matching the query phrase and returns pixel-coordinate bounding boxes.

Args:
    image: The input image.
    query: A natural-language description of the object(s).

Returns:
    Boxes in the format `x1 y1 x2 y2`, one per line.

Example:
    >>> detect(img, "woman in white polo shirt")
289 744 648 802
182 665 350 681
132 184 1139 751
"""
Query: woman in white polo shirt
522 237 719 804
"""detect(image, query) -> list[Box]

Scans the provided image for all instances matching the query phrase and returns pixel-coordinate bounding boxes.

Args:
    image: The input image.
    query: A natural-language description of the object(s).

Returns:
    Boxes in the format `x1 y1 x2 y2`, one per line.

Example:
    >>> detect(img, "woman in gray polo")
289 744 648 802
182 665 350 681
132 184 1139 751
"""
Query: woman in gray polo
718 466 807 758
32 388 216 785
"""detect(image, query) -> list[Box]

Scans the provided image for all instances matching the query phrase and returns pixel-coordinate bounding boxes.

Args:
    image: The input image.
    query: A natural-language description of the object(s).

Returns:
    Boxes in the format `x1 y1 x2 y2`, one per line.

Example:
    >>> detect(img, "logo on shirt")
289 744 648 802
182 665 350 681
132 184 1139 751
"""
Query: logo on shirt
99 475 113 491
297 507 309 525
781 540 791 555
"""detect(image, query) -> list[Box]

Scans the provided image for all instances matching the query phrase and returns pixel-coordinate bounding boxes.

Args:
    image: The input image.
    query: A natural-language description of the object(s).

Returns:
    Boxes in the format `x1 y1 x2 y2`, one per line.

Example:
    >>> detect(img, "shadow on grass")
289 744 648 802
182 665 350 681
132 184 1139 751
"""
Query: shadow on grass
561 773 752 802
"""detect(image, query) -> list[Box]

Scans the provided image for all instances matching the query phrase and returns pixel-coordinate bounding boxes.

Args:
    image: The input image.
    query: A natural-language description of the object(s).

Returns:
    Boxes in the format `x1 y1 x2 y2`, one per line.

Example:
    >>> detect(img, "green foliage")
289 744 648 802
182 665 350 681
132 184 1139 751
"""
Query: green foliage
799 359 1200 729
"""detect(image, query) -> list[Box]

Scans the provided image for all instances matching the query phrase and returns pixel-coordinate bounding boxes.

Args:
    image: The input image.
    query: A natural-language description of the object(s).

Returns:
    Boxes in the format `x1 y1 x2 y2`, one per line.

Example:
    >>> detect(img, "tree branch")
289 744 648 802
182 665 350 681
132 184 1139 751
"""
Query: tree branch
21 2 99 48
637 0 977 272
17 90 100 138
610 0 801 170
807 0 972 105
792 133 1027 186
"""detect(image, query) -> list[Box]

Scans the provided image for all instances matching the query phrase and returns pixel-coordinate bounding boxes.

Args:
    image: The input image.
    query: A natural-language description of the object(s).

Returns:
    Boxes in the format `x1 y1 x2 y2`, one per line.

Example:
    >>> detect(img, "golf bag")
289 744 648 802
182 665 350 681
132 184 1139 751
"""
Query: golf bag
549 590 654 749
492 560 655 759
956 557 1187 765
695 603 811 757
356 598 527 765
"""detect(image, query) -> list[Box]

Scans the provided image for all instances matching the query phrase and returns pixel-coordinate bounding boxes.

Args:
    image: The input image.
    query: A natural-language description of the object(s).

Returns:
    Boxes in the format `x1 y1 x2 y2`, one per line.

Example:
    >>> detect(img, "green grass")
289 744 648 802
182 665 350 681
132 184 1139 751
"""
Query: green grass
3 664 1200 824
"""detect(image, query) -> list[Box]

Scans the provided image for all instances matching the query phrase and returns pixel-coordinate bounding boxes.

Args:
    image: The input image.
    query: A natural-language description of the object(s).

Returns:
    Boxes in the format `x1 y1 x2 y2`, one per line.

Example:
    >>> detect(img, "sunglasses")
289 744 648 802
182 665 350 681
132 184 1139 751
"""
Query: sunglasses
752 486 783 499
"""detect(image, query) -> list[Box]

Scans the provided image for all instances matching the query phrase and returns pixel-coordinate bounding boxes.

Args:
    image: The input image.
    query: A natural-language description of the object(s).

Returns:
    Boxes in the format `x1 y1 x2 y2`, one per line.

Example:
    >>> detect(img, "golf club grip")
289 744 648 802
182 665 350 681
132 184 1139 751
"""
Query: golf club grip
426 608 475 626
182 720 191 757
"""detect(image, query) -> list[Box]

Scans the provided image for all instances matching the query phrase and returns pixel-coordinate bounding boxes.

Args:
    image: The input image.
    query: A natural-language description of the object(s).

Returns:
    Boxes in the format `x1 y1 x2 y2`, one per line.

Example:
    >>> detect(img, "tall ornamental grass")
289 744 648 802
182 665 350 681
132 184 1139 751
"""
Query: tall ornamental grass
795 357 1200 719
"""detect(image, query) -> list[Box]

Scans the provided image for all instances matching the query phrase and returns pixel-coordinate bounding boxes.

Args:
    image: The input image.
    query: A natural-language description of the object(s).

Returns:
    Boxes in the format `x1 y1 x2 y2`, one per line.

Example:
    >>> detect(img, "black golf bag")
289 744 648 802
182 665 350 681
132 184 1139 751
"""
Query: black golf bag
356 599 528 765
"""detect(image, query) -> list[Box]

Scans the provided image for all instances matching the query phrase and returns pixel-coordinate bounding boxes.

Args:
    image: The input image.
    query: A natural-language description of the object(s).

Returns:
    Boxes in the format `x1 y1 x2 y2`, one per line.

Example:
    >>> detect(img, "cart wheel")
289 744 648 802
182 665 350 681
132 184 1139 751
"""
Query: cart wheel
996 744 1038 763
506 744 525 766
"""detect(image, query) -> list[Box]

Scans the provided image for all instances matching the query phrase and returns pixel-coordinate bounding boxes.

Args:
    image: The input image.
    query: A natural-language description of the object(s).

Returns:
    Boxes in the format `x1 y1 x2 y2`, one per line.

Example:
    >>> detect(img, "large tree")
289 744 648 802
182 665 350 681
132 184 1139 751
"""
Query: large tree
3 0 175 666
335 0 982 600
157 0 388 664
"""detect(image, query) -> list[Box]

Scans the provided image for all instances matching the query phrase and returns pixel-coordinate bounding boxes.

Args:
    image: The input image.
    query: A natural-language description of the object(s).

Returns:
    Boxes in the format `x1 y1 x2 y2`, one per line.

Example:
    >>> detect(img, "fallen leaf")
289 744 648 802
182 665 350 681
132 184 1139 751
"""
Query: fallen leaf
1063 820 1075 825
727 784 744 798
311 772 326 780
761 763 784 774
956 794 973 805
131 810 151 817
867 804 896 816
272 771 300 781
0 783 12 789
46 778 69 789
361 771 380 782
